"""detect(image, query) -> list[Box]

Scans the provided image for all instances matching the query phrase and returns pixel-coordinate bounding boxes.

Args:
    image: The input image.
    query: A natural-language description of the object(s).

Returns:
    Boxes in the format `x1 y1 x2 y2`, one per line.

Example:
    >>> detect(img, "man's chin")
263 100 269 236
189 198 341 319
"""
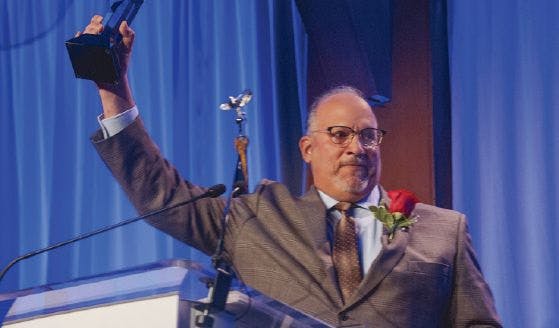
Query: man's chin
334 177 372 196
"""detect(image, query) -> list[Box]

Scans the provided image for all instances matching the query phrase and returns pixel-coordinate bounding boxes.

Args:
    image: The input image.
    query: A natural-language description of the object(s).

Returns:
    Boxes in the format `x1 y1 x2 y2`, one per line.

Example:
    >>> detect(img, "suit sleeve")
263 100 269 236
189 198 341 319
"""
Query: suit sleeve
91 117 226 256
448 214 502 327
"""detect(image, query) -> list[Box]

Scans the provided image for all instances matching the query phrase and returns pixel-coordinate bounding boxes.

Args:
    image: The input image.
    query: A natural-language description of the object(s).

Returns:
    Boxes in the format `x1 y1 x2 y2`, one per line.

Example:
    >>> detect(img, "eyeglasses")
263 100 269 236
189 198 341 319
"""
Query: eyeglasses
311 126 386 148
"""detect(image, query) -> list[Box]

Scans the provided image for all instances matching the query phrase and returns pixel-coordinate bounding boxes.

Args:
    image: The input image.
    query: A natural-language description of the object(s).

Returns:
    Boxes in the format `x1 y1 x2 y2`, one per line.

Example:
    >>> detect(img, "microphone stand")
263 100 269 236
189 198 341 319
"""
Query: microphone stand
194 185 242 328
0 184 225 283
195 91 252 327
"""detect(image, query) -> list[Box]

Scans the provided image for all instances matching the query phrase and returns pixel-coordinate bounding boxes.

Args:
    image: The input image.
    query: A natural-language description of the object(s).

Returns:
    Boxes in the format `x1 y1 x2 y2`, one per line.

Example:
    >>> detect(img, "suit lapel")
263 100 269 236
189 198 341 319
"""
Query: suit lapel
298 186 329 253
344 227 410 308
298 187 343 307
343 187 410 309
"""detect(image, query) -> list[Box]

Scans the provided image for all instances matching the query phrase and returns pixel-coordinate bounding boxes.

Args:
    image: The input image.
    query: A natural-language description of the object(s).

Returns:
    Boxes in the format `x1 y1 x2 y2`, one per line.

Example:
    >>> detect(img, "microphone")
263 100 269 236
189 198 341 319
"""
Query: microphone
203 184 227 198
0 184 226 283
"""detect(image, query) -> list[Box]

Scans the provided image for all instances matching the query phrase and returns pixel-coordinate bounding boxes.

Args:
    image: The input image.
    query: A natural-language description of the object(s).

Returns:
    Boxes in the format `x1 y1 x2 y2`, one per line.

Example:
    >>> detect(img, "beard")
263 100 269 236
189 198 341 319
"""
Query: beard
333 175 370 194
333 165 375 195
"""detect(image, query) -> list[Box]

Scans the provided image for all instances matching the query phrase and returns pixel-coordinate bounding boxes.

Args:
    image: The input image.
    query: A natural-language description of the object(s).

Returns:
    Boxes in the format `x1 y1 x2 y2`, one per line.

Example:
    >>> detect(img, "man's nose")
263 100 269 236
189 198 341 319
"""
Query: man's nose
345 134 366 154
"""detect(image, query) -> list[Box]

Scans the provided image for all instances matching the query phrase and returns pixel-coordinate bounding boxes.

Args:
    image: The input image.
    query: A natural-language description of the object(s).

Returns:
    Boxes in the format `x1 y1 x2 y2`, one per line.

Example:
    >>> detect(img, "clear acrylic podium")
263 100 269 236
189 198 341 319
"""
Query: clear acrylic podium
0 259 332 327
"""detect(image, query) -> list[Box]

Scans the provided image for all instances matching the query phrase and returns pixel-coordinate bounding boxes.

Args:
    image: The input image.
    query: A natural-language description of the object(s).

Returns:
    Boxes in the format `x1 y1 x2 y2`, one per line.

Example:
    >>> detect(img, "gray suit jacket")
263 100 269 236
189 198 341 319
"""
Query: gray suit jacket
92 118 501 327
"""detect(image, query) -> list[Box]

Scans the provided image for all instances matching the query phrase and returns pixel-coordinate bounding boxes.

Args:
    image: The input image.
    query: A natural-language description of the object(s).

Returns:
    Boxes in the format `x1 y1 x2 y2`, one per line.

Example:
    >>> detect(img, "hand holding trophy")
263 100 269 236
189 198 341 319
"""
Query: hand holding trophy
66 0 143 84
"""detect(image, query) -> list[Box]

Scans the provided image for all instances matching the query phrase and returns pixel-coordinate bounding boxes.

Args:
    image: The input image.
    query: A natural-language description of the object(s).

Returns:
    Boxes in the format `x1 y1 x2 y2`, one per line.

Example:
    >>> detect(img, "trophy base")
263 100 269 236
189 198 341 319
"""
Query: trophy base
65 34 121 84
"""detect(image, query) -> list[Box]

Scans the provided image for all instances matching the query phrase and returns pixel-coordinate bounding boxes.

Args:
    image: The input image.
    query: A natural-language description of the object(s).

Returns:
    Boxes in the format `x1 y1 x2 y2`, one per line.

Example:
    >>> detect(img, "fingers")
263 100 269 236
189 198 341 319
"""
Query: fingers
83 15 104 35
90 15 103 24
119 21 135 49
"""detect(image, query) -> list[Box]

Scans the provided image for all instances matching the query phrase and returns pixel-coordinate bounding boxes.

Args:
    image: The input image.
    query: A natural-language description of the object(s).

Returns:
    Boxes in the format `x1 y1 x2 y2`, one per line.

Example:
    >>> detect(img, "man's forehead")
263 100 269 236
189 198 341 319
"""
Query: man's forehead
315 93 376 123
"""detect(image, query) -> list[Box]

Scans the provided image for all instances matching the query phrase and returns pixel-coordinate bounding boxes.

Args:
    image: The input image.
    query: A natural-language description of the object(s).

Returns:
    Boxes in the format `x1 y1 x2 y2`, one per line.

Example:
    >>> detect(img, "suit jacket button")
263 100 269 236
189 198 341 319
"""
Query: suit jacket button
339 312 349 321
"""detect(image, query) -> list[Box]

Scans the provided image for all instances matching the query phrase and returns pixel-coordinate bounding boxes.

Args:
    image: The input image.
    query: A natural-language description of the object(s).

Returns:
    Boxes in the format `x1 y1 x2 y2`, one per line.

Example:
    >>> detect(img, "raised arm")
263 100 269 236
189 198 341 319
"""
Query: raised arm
80 16 228 256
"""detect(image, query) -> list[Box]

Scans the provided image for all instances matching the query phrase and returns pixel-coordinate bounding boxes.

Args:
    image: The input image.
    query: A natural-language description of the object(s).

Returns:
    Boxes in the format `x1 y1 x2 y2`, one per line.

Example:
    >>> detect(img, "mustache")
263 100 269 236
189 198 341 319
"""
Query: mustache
339 156 371 167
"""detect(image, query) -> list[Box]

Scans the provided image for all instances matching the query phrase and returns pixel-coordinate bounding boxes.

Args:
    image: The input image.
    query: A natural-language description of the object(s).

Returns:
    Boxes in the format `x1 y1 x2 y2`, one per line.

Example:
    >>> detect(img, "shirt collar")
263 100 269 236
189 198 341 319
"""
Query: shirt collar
317 185 381 210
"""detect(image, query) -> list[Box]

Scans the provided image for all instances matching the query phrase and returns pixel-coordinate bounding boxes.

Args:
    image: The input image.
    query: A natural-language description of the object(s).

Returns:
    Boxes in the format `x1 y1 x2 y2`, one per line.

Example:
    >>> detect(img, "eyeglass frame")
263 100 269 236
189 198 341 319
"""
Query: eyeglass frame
310 125 387 148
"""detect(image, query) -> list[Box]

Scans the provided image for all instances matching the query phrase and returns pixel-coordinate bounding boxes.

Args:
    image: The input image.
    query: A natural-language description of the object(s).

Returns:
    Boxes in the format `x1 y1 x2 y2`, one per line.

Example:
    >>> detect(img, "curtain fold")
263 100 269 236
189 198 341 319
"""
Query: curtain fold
449 1 559 327
0 0 307 293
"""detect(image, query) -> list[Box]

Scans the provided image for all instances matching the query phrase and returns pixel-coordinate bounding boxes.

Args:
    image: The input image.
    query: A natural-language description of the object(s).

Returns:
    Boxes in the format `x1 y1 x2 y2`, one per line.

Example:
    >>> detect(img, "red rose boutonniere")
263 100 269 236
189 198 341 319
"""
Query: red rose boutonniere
369 190 419 242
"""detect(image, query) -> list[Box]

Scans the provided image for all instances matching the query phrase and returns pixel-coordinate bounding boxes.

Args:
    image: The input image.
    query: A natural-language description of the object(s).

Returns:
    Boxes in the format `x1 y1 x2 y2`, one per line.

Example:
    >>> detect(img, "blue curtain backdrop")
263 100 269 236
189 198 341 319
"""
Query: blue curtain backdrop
0 0 307 293
1 1 557 326
449 1 558 327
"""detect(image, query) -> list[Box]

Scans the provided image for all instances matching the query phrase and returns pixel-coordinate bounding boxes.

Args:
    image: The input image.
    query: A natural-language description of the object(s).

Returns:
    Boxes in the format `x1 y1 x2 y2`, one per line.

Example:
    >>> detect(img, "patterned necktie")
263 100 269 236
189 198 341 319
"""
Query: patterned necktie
333 202 363 304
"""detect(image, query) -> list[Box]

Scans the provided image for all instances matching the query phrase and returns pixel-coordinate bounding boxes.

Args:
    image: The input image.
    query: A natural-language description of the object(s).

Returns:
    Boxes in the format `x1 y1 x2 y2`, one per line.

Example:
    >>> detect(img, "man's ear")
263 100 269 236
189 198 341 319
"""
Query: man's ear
299 135 312 163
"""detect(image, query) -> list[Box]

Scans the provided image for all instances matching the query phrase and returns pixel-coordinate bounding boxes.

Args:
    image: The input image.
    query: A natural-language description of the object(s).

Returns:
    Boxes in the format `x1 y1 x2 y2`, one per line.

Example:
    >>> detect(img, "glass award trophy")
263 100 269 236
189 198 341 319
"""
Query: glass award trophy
65 0 143 84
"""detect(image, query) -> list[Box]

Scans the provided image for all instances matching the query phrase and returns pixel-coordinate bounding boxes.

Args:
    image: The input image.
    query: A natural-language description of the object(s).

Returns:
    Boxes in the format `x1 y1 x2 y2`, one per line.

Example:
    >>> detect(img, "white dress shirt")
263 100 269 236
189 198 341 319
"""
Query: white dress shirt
98 106 139 138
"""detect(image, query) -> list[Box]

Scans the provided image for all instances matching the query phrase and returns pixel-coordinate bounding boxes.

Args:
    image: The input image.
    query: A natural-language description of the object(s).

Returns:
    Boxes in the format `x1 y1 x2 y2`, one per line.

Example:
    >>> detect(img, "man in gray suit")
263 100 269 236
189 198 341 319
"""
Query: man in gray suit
84 18 502 327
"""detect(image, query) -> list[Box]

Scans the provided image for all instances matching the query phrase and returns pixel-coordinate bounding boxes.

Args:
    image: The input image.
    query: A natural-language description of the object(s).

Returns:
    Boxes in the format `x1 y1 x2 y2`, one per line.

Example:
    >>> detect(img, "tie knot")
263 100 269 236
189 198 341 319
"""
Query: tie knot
334 202 353 213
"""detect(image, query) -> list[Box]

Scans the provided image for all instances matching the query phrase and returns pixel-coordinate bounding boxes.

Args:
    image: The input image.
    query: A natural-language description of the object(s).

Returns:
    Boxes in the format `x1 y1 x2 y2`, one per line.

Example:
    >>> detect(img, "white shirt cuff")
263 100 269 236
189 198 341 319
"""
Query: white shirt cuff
97 106 139 139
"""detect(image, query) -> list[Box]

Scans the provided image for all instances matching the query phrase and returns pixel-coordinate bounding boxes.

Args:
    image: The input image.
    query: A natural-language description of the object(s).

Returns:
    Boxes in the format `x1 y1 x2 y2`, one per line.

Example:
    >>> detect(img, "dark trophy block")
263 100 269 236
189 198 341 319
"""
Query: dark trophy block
65 0 143 84
66 34 121 83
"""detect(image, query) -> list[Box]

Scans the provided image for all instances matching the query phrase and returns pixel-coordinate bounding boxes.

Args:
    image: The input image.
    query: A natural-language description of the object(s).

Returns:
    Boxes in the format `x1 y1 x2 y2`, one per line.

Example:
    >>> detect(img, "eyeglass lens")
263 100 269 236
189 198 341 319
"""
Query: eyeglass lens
329 126 383 146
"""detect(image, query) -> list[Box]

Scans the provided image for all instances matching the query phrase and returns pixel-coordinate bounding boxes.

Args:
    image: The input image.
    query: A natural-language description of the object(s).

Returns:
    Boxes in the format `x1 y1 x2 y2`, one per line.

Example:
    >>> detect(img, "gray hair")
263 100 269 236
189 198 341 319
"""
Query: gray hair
305 86 366 134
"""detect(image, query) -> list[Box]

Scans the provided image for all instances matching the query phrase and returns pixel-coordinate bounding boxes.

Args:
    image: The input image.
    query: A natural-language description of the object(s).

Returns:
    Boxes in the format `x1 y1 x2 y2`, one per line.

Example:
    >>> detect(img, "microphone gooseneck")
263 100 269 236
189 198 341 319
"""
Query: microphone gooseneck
0 184 226 283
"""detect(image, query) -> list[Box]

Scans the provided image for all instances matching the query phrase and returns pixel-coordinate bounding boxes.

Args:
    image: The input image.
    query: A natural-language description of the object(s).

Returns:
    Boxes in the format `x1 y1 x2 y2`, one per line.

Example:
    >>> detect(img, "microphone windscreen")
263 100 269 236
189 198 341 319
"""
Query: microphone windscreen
206 184 226 198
